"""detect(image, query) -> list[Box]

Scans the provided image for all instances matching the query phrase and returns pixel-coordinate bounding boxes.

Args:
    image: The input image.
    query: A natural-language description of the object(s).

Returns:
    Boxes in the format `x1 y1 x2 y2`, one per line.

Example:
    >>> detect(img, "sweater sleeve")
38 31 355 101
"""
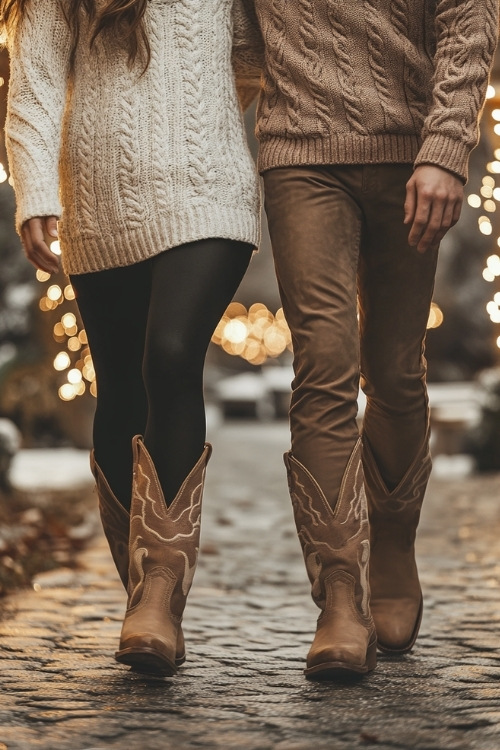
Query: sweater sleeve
5 0 71 232
414 0 499 183
232 0 264 111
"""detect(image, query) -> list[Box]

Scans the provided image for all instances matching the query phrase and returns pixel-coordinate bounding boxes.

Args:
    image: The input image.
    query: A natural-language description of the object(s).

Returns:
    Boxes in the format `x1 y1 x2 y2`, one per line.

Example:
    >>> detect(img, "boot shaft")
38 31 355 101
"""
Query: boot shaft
285 438 371 619
90 451 130 590
362 428 432 519
127 437 212 619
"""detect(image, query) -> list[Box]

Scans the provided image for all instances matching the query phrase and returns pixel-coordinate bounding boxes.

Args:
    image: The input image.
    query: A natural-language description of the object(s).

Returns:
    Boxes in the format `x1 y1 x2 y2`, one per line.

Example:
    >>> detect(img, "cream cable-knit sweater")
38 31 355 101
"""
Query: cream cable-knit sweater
248 0 498 182
5 0 261 275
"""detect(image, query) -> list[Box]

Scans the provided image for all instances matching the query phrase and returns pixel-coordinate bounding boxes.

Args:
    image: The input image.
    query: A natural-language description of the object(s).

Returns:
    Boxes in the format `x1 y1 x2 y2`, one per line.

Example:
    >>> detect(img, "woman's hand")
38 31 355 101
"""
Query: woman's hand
21 216 60 275
404 165 464 253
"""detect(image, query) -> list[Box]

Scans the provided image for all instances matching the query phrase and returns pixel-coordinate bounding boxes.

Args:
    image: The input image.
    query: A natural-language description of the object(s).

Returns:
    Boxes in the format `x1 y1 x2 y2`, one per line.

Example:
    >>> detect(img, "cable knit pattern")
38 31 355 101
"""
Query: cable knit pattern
176 0 216 200
389 0 423 132
259 0 302 137
252 0 498 181
73 86 98 235
327 1 368 136
148 18 172 218
119 83 149 227
297 0 331 136
5 0 260 274
364 0 398 133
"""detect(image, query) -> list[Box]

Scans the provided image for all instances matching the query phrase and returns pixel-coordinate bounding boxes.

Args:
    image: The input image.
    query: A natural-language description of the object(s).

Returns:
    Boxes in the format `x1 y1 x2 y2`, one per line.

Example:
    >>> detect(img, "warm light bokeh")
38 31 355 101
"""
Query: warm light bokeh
211 302 293 366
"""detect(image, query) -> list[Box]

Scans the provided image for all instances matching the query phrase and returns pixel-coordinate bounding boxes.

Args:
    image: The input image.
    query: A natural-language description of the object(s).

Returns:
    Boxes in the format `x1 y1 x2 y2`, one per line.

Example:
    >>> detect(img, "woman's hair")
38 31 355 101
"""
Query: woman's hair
0 0 150 70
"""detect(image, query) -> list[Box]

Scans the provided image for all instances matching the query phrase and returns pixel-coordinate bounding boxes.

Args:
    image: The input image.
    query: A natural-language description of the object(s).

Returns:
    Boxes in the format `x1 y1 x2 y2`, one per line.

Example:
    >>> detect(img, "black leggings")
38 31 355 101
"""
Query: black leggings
71 238 253 510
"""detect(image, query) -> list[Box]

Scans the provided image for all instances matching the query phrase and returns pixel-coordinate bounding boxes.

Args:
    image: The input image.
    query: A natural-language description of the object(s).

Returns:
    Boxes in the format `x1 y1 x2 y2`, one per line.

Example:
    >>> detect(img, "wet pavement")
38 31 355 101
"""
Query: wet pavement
1 421 500 750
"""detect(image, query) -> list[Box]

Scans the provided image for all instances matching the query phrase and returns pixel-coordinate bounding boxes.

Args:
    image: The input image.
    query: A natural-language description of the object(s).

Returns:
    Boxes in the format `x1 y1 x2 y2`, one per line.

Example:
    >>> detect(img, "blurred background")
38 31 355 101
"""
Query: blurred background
1 47 500 477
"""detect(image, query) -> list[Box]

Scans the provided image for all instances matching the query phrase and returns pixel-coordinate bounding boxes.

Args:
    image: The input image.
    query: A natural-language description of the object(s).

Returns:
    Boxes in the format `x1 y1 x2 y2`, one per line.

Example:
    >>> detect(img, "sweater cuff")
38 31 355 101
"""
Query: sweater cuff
414 135 471 184
14 185 62 234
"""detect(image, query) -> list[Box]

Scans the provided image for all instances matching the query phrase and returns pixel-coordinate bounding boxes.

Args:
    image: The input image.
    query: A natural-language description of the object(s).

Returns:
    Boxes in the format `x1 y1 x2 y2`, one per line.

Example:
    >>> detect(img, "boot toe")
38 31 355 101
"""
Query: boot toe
307 643 364 669
305 636 377 678
116 633 177 676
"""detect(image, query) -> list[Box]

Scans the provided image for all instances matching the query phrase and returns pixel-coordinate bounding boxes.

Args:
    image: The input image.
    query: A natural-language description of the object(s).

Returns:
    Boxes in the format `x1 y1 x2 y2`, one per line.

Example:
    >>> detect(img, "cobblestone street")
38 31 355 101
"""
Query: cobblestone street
1 421 500 750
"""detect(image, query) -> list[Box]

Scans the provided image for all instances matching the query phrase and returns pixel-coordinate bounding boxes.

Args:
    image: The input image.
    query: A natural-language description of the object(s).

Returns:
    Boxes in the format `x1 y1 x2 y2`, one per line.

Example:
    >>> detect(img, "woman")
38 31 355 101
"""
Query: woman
1 0 260 676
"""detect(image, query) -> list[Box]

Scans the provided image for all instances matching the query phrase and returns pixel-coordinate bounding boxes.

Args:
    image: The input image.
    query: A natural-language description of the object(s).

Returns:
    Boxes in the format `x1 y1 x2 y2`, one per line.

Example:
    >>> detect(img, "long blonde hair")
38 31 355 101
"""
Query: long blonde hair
0 0 151 70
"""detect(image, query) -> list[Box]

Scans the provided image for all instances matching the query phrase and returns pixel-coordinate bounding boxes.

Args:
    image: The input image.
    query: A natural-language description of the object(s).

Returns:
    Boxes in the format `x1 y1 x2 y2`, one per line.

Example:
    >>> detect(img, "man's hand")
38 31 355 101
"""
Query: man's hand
21 216 60 274
404 165 464 253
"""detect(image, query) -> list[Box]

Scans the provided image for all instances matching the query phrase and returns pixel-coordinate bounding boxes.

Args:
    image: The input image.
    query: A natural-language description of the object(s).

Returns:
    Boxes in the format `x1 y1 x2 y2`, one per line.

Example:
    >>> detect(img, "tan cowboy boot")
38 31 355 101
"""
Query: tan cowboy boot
115 436 211 676
91 451 189 668
363 430 432 654
285 438 376 679
90 452 130 589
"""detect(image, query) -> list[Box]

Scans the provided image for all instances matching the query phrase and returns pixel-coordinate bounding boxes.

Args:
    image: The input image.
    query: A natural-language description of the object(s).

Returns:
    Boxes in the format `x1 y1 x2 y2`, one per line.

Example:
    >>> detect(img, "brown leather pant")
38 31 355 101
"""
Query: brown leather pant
263 164 438 504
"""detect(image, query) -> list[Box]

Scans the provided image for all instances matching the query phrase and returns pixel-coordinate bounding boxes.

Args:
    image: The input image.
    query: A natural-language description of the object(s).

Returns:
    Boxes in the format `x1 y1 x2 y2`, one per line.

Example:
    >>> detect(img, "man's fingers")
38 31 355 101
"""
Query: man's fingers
441 201 456 232
404 179 417 225
408 195 431 248
404 166 464 253
416 199 446 253
452 199 463 226
427 200 456 248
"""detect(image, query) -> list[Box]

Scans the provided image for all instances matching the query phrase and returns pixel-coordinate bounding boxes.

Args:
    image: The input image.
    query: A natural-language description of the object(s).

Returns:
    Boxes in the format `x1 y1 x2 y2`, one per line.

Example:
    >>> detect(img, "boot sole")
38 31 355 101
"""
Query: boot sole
304 638 377 680
376 597 423 655
115 646 179 677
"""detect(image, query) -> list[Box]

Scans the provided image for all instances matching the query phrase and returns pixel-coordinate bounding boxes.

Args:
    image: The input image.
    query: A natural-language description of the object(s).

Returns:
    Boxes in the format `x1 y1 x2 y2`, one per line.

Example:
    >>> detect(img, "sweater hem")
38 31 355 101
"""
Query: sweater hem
257 134 423 173
59 202 261 275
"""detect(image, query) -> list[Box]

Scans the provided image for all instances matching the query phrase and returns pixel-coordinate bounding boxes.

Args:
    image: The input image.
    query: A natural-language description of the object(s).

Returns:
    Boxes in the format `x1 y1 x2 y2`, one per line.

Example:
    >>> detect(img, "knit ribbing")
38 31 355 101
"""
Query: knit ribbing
58 202 258 275
252 0 498 181
259 133 422 174
5 0 261 274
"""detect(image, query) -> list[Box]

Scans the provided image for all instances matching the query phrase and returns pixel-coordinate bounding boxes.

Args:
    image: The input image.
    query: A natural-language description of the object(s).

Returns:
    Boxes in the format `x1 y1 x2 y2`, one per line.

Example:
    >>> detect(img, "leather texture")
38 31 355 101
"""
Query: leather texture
285 438 376 678
91 449 189 668
90 451 130 590
113 436 211 675
363 429 432 654
116 436 212 676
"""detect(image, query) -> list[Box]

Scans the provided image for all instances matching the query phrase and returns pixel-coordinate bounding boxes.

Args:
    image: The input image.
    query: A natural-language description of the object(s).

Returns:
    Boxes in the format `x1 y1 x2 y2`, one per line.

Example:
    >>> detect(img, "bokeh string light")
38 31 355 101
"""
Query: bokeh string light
36 261 96 403
470 84 500 349
211 302 293 366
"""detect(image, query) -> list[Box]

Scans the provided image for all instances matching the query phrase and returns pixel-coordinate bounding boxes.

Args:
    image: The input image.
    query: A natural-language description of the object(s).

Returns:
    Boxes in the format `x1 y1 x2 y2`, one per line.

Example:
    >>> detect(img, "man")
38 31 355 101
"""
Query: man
240 0 499 678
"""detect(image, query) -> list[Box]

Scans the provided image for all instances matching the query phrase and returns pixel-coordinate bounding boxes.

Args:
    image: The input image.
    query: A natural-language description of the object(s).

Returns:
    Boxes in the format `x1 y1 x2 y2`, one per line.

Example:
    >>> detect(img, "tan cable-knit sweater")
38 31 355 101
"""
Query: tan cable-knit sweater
248 0 498 182
5 0 261 275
